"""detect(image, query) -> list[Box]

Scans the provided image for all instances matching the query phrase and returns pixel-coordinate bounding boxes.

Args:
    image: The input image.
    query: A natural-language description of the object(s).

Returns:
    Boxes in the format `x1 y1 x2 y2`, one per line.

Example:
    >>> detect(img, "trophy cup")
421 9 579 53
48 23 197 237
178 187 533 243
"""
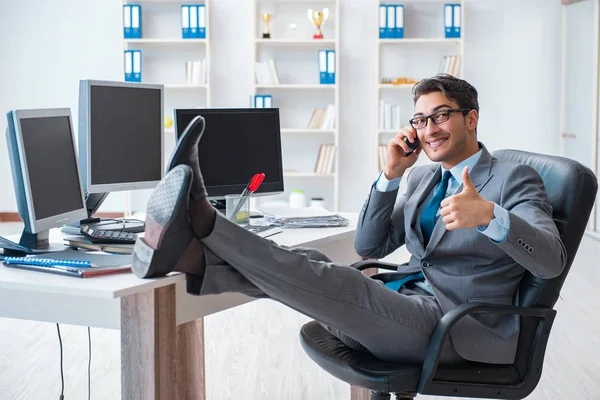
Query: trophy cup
260 13 273 39
307 8 329 39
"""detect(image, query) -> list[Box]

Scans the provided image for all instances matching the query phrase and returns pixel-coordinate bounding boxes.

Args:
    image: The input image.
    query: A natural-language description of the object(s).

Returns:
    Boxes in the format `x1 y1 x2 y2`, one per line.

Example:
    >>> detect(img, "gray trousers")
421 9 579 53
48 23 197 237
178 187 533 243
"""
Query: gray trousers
199 215 463 364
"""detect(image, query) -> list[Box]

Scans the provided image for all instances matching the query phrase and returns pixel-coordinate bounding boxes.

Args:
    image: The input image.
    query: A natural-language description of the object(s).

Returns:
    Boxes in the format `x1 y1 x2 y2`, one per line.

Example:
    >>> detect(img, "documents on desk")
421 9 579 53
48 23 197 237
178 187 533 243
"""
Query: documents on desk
64 236 134 254
260 206 349 228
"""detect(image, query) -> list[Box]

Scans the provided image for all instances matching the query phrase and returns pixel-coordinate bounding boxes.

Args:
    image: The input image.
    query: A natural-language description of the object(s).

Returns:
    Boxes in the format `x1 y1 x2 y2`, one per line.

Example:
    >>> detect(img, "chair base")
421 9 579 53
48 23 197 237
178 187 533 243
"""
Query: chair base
370 392 415 400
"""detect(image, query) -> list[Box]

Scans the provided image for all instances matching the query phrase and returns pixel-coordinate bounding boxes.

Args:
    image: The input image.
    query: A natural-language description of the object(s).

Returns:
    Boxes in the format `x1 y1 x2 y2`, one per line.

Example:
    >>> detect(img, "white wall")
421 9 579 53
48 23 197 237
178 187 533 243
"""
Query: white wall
0 0 562 213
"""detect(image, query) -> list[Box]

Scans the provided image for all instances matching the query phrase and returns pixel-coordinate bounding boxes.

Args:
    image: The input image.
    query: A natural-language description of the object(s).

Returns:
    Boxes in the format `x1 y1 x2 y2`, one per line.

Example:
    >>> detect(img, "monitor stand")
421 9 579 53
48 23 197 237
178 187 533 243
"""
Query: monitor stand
1 228 67 256
62 192 146 234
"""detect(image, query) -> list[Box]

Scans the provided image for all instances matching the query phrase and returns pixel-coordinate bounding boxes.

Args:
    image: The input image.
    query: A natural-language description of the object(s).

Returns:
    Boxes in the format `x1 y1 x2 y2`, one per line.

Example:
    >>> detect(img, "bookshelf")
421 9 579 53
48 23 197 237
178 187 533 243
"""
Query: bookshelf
376 0 465 174
251 0 340 211
121 0 211 144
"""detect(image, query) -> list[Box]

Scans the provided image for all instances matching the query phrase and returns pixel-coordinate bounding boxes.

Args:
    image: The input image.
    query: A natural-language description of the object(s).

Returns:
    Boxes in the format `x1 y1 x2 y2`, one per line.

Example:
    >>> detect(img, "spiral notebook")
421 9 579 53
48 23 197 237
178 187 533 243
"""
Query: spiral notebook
2 255 132 278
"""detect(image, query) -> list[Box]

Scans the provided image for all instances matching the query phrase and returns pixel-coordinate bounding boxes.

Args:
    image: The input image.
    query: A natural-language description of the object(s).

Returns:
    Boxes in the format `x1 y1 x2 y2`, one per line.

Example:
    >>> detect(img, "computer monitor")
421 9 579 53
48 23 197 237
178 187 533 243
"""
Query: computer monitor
174 108 284 200
6 108 88 250
77 79 164 230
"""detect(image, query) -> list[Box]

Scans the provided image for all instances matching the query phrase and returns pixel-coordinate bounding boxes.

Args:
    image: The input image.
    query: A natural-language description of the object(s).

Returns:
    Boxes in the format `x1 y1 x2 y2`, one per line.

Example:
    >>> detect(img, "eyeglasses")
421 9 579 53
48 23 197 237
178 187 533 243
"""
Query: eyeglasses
409 109 471 130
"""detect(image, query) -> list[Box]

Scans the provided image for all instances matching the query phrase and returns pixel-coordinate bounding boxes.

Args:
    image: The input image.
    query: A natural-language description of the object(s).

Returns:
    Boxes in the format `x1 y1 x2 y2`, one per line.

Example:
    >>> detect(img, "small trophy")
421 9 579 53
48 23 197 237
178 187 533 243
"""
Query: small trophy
307 8 329 39
260 13 273 39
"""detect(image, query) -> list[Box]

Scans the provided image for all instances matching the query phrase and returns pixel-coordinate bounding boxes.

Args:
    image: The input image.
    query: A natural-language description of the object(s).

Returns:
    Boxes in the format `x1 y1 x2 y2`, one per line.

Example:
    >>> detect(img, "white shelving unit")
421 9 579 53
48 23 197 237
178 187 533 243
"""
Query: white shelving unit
376 0 465 173
251 0 340 211
122 0 212 121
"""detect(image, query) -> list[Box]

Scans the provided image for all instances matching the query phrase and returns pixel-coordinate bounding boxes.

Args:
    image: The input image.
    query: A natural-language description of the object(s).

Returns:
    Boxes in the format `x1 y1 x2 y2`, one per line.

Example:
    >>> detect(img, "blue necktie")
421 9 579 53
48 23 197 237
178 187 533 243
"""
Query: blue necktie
420 171 452 245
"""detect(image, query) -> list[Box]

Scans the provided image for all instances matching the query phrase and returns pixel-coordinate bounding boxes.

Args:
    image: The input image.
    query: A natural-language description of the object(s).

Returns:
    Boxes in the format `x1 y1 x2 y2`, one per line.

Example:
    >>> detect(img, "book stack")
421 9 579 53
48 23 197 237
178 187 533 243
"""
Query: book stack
379 101 401 130
307 105 335 129
315 144 336 174
440 55 461 77
378 144 388 171
255 60 281 84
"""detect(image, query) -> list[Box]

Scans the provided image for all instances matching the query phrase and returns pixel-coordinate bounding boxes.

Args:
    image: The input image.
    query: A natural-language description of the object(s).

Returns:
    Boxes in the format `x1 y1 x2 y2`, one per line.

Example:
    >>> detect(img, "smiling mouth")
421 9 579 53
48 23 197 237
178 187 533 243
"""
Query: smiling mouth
427 138 448 149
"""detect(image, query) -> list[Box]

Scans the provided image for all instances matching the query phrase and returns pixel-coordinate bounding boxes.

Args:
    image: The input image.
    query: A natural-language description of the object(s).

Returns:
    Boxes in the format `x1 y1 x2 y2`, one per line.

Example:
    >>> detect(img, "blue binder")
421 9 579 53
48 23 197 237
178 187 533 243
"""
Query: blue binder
181 5 190 39
395 5 404 39
444 4 453 38
254 95 264 108
379 5 387 39
198 5 206 38
124 50 134 81
123 5 132 39
132 50 142 82
131 5 141 39
326 50 336 84
445 4 461 38
263 94 273 108
318 50 327 84
189 5 198 39
386 5 395 39
453 4 461 38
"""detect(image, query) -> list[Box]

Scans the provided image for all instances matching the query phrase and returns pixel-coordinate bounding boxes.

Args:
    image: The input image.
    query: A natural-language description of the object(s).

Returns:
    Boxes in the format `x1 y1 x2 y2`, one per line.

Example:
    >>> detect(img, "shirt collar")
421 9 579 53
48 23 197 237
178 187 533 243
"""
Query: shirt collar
440 150 482 186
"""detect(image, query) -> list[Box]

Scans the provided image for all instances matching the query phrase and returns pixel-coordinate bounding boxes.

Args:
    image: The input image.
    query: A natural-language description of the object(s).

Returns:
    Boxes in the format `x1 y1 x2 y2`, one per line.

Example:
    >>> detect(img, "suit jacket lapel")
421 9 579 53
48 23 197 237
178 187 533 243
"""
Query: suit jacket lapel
405 166 440 256
424 144 495 255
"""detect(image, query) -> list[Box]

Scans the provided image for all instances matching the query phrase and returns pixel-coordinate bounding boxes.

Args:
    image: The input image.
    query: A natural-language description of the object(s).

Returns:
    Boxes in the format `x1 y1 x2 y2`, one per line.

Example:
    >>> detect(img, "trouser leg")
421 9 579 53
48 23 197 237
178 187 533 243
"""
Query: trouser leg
199 215 462 363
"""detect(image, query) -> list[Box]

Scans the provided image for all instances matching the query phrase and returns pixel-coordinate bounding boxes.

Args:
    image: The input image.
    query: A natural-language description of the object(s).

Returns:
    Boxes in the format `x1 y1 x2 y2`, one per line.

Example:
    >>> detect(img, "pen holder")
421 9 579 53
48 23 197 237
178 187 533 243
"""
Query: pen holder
225 194 250 225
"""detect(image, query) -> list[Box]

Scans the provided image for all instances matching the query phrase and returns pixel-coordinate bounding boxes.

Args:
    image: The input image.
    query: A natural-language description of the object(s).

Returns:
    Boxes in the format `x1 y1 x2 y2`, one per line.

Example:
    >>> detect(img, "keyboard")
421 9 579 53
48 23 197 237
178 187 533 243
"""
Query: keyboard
244 224 283 238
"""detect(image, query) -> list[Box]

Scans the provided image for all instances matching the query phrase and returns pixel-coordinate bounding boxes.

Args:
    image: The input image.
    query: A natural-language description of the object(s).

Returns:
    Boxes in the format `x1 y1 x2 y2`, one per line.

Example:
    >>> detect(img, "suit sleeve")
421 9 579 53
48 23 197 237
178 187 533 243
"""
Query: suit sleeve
494 164 567 279
354 169 417 259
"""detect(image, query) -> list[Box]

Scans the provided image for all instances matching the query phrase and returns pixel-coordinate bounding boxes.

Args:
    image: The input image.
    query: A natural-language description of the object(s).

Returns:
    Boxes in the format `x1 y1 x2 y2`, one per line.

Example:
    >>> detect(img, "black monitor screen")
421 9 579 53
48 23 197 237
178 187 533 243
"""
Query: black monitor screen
90 85 162 185
19 116 84 220
175 109 283 197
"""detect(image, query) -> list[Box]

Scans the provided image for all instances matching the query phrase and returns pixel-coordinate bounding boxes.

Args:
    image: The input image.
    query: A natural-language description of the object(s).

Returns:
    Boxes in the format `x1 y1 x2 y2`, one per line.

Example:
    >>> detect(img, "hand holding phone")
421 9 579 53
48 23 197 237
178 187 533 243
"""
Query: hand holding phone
384 127 421 180
402 137 421 156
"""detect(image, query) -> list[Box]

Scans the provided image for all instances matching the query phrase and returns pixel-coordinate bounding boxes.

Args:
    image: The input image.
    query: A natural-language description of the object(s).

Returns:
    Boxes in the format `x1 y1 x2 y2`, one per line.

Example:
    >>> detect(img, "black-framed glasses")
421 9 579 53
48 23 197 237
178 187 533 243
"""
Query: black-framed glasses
409 109 471 130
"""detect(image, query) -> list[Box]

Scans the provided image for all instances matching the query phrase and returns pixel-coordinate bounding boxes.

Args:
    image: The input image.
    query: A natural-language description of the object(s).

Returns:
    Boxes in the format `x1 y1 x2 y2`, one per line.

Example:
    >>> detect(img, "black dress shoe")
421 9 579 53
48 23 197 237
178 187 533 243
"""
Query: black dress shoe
166 115 207 200
132 165 203 279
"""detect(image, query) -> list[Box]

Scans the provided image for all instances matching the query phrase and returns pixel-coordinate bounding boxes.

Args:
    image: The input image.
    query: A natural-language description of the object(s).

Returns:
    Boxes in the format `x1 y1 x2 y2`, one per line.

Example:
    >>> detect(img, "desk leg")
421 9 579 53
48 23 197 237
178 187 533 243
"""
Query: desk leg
176 319 206 399
121 284 177 400
351 266 379 400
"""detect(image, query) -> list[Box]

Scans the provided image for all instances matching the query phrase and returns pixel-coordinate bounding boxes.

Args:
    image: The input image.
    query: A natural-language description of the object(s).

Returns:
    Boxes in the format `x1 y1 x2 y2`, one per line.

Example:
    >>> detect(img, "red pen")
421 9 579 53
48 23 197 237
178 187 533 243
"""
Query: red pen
227 173 265 221
241 173 265 197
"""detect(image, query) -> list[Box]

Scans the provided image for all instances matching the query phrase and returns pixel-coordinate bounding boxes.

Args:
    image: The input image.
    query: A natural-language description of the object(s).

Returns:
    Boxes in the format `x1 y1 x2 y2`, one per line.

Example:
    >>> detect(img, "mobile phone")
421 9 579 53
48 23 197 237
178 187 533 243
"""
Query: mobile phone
403 137 420 156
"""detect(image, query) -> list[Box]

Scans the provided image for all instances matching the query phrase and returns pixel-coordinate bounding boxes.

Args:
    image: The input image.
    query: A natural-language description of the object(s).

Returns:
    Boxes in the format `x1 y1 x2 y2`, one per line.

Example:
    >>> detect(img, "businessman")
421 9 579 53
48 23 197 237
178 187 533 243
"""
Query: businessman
132 74 566 365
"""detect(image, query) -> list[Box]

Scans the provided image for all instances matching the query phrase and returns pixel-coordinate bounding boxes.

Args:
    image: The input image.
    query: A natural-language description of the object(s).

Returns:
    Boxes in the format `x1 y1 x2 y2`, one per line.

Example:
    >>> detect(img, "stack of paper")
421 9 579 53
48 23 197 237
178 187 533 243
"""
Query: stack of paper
260 206 349 228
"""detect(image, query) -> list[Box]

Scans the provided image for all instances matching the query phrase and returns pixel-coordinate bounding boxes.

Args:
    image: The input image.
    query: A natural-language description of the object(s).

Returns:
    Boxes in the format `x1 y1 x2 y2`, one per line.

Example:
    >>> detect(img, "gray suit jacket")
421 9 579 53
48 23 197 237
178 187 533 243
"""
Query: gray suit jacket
354 144 567 364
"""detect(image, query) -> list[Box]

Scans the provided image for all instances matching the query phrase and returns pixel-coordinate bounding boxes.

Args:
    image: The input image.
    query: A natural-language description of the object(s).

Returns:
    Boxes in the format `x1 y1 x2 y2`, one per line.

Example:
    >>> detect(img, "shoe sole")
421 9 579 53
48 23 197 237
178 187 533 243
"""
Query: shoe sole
132 165 194 279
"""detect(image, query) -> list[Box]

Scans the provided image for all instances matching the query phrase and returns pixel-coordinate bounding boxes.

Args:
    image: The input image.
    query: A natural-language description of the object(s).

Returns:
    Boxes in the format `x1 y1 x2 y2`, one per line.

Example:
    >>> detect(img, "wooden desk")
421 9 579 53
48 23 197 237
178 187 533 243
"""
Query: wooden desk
0 213 361 399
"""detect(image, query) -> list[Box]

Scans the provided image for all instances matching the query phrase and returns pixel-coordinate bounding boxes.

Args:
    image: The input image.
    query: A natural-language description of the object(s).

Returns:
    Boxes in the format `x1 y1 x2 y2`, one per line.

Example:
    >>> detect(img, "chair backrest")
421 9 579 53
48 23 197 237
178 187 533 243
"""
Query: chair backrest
492 150 597 309
492 150 597 380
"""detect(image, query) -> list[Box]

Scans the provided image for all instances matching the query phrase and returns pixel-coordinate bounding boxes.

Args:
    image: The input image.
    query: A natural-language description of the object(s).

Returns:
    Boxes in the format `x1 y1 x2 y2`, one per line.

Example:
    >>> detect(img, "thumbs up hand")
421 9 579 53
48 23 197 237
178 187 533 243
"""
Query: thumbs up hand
439 166 495 231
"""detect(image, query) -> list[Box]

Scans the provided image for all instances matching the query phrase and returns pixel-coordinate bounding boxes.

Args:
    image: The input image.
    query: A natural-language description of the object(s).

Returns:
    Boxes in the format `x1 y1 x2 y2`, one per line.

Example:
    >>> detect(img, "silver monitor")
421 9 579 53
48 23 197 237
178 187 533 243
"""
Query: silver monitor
78 80 164 195
6 108 88 249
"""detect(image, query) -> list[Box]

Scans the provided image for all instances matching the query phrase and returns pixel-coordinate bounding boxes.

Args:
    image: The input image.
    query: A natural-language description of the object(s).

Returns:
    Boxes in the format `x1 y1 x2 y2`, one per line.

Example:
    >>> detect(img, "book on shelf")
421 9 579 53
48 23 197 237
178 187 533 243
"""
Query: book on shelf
378 144 388 172
440 55 461 77
314 144 336 174
307 105 335 129
379 101 401 130
186 59 207 84
255 60 281 85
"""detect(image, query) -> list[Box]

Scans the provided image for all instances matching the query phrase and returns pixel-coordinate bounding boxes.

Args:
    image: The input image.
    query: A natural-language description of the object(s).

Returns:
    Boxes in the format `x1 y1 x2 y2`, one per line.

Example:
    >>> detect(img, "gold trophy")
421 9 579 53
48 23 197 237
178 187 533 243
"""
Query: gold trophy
307 8 329 39
260 13 273 39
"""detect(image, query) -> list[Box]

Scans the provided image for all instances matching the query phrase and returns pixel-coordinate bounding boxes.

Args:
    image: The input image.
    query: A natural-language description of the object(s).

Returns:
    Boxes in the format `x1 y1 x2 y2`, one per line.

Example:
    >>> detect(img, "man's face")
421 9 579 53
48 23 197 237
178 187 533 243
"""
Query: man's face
412 91 478 168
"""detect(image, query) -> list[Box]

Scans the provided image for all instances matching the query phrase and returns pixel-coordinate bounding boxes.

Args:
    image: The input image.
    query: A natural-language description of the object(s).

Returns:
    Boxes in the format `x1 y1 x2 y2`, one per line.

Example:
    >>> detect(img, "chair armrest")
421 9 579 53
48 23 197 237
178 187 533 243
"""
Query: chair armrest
418 302 556 395
351 260 404 271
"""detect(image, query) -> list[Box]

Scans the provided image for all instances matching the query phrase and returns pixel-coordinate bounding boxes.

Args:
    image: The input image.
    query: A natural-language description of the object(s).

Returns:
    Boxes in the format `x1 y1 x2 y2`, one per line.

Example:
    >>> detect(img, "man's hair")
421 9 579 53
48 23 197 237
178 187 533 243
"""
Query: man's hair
412 74 479 113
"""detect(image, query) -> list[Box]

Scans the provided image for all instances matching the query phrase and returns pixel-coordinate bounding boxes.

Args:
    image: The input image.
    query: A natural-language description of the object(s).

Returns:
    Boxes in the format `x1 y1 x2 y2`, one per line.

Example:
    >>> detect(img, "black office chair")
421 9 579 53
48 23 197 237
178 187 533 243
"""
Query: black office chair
299 150 598 400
